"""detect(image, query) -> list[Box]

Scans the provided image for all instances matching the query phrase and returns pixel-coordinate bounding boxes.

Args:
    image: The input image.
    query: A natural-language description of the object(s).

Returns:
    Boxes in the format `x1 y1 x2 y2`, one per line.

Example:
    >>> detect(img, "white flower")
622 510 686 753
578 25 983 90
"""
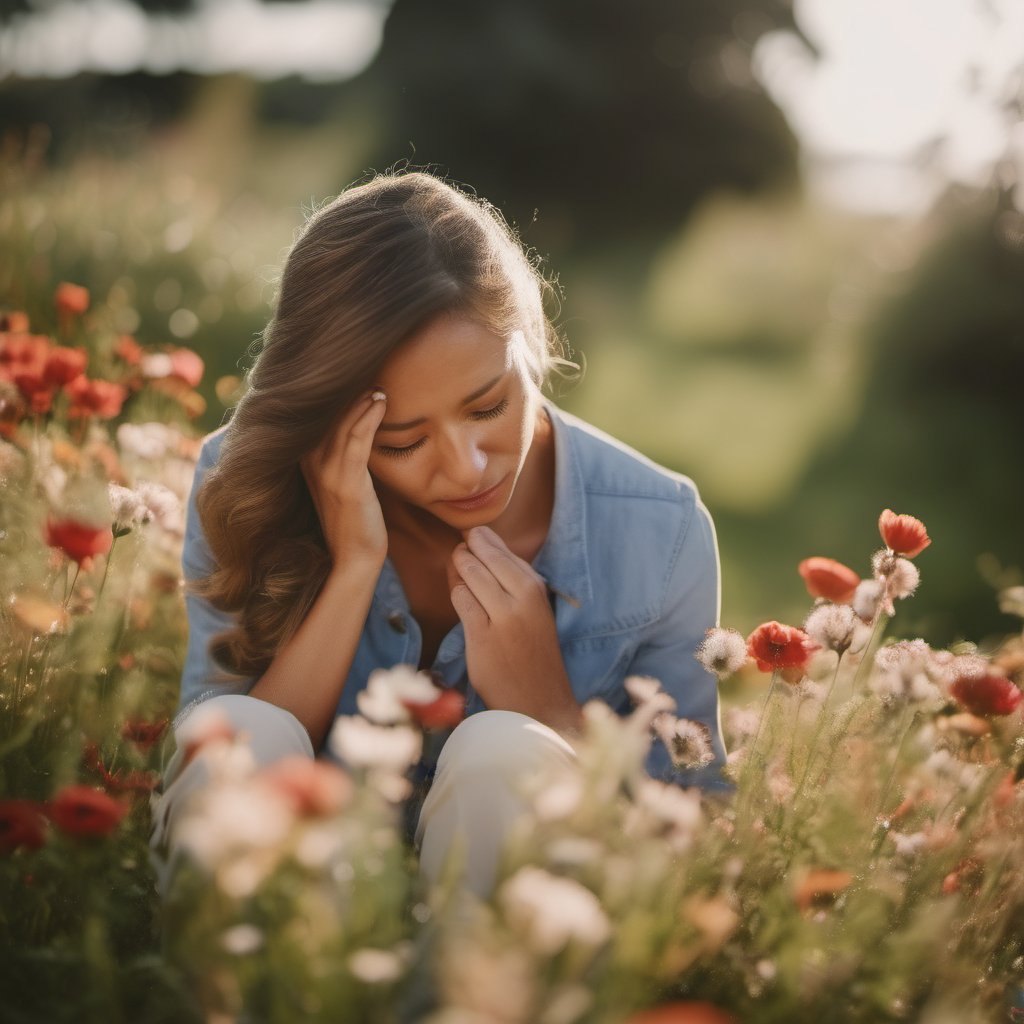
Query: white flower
116 421 182 461
175 781 294 870
136 481 183 532
221 924 264 955
804 603 858 654
328 716 422 770
356 665 440 725
142 352 174 379
532 770 584 821
870 640 943 706
654 716 715 770
499 867 611 954
108 483 148 533
886 558 920 601
348 947 405 984
999 585 1024 619
695 627 748 677
889 831 928 857
853 578 884 621
634 778 702 833
724 705 760 744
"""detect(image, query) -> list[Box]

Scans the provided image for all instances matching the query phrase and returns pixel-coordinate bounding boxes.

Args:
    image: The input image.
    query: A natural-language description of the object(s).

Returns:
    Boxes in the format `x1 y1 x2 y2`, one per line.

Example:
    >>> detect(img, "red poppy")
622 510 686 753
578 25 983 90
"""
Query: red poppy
0 799 48 853
950 673 1023 717
403 688 466 730
747 621 817 673
0 333 49 376
54 282 90 317
625 1003 735 1024
121 717 169 752
798 557 860 603
114 335 143 365
169 347 204 388
44 785 127 838
65 376 127 419
261 757 354 817
43 346 88 386
12 370 56 414
44 517 113 563
878 509 931 558
0 311 30 333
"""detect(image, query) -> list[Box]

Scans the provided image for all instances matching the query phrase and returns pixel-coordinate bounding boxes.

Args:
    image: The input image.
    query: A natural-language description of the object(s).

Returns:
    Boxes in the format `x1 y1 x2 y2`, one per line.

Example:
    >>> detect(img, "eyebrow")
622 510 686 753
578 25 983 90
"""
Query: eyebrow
376 373 505 432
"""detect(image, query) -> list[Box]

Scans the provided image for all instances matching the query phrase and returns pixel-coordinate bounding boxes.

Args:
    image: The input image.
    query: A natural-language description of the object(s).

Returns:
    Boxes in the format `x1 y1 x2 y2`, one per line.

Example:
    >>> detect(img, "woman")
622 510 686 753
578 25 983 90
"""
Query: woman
152 170 728 898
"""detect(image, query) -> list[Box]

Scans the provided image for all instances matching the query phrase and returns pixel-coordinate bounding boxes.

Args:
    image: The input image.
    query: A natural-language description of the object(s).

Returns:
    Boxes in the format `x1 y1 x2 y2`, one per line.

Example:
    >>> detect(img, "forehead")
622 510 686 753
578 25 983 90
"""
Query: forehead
376 313 513 401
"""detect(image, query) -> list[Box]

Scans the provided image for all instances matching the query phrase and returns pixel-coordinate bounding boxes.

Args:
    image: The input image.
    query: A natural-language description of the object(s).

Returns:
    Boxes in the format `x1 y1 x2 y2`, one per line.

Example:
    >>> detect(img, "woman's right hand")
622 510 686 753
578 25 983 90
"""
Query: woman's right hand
300 390 389 570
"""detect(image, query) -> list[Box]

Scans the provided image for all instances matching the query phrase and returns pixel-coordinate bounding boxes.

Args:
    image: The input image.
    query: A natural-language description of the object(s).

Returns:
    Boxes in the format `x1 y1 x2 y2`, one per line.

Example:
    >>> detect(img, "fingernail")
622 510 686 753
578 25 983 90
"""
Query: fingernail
370 389 386 402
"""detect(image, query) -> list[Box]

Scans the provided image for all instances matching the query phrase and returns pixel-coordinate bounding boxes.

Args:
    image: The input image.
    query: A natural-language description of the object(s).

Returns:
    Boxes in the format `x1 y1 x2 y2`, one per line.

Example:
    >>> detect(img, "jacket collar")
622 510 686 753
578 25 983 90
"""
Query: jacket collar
532 398 593 609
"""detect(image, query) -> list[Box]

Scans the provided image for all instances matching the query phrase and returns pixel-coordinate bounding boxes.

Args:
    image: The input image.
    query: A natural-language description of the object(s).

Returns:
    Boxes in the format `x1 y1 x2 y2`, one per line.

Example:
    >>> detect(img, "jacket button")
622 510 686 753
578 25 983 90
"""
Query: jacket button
386 611 407 633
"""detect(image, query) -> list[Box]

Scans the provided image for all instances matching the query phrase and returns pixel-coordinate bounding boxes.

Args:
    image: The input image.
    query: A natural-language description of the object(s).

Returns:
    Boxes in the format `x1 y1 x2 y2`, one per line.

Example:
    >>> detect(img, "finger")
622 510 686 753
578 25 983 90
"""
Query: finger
464 526 543 598
338 392 388 477
450 543 506 616
450 581 489 633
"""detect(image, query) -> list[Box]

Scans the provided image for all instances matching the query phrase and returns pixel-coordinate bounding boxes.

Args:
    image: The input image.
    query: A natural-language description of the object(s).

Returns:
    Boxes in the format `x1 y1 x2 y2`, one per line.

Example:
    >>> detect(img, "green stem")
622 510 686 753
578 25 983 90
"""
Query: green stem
869 706 918 858
791 651 845 809
62 562 81 611
97 535 118 599
737 669 780 822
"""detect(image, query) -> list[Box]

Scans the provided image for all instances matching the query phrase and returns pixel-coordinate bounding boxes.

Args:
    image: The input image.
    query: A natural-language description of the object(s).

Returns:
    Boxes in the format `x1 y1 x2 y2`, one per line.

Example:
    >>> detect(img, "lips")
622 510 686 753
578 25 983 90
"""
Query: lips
443 476 507 509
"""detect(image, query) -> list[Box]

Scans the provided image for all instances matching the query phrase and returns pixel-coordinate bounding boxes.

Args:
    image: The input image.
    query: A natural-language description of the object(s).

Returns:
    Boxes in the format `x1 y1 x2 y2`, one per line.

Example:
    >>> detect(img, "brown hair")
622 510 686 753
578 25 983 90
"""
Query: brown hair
192 170 572 677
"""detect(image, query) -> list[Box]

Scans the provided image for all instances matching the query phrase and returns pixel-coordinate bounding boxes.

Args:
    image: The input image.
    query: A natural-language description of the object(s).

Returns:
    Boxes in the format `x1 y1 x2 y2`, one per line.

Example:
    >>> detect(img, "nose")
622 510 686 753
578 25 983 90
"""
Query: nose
437 427 487 493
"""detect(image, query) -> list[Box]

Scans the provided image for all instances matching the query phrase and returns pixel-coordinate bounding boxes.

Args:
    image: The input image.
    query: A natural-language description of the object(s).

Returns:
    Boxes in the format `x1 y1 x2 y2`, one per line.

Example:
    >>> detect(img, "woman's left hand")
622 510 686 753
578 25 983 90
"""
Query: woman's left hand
448 526 583 736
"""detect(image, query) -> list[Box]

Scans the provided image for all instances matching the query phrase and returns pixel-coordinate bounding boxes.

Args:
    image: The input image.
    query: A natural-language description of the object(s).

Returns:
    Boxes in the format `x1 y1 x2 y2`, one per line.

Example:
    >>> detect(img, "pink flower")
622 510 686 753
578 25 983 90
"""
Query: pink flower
950 673 1023 717
746 621 817 673
879 509 931 558
798 557 860 603
44 517 113 564
169 347 204 388
261 757 354 817
114 335 143 365
45 785 127 838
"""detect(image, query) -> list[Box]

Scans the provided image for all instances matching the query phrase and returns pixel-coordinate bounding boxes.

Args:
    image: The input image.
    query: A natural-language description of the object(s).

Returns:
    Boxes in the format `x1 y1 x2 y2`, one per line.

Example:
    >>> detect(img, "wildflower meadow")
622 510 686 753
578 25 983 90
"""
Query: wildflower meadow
2 285 1023 1024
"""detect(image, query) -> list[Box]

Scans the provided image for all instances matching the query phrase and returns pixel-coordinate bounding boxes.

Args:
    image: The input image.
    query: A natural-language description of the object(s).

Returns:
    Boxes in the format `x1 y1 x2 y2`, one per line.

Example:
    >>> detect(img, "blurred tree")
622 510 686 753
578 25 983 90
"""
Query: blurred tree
352 0 802 260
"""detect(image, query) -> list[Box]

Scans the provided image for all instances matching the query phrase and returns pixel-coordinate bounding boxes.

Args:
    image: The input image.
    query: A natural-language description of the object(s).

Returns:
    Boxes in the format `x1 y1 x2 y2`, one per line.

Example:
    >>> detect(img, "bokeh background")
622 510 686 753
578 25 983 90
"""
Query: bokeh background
2 0 1022 648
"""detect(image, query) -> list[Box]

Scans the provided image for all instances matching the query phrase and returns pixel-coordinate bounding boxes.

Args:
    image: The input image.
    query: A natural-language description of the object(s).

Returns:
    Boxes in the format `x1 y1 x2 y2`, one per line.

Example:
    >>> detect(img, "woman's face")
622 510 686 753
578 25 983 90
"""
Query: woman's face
366 311 541 534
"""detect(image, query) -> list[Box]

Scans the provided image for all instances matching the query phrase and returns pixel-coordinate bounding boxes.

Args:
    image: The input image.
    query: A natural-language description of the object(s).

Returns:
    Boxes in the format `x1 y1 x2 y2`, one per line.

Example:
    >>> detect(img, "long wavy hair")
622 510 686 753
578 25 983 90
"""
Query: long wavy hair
192 170 572 678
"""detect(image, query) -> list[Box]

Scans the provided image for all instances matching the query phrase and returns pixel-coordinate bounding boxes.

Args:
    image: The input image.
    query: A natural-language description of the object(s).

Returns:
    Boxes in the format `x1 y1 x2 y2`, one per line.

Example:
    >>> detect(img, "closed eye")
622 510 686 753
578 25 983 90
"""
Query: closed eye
374 398 509 459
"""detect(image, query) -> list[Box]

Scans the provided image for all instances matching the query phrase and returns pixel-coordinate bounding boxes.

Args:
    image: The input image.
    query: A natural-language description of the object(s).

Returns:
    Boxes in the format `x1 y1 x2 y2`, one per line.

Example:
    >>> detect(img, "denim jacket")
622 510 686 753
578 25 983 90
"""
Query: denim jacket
175 399 730 793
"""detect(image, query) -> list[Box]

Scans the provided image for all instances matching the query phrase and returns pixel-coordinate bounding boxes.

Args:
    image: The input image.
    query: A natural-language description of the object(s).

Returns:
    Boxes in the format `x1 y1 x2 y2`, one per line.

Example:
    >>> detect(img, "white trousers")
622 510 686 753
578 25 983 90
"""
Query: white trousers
150 695 577 900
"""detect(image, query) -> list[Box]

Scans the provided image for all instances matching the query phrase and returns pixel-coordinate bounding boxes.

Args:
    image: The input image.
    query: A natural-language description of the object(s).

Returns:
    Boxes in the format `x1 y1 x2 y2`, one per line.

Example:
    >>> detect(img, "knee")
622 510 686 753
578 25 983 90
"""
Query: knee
437 710 576 781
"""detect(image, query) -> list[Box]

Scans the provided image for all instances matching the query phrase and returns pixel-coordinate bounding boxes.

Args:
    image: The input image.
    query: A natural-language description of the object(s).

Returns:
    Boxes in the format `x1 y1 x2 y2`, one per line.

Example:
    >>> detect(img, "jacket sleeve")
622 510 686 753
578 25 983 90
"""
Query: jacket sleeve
176 435 255 720
621 489 732 794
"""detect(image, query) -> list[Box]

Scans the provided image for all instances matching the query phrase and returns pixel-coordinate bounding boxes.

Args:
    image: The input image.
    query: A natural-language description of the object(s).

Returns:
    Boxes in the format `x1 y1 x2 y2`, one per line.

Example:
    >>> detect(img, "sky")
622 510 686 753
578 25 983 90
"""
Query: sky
1 0 1022 215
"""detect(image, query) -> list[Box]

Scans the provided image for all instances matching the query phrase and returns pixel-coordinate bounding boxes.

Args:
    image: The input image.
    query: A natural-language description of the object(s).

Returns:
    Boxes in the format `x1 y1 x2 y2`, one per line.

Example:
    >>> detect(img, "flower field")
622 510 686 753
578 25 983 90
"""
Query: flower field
2 286 1023 1024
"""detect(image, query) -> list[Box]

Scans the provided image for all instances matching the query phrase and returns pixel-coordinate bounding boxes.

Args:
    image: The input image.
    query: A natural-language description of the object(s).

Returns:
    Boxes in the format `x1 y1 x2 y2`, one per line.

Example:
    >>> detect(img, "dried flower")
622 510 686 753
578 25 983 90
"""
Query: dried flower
950 673 1023 717
878 509 931 558
746 621 817 673
45 785 127 838
794 868 853 913
852 578 884 621
804 603 859 654
798 557 860 603
655 716 715 770
499 867 611 954
357 665 441 725
0 799 48 853
695 628 748 678
108 483 148 534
